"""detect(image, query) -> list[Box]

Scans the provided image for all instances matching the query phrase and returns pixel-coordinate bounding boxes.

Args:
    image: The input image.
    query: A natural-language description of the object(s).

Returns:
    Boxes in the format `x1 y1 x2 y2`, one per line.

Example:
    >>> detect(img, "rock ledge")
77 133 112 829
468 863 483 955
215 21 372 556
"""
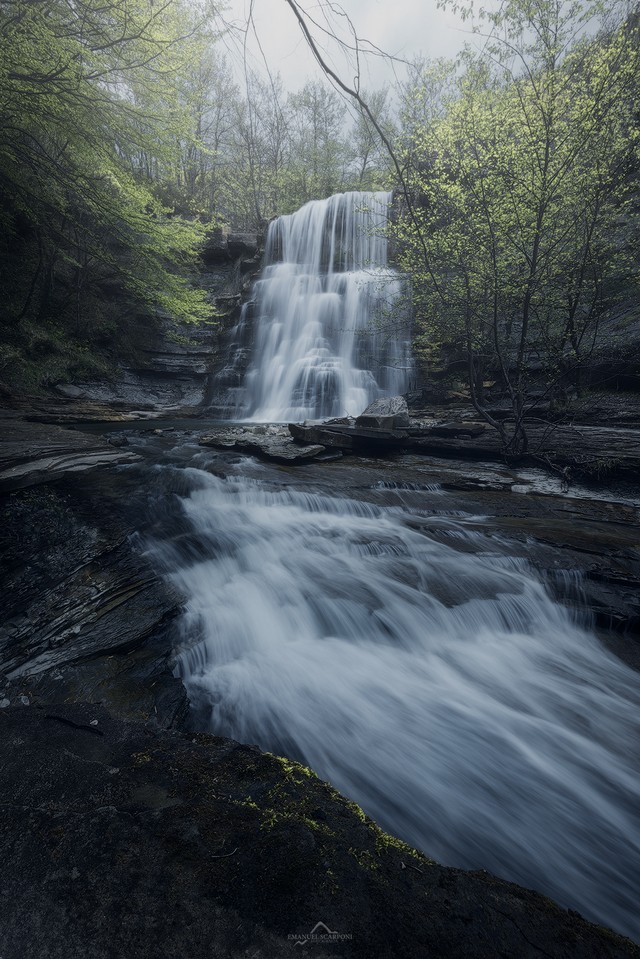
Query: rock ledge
0 704 637 959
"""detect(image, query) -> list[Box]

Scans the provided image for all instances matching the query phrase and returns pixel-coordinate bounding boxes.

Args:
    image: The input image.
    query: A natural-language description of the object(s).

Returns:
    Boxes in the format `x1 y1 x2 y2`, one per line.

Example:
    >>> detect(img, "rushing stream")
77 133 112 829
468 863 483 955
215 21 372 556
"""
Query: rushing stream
139 443 640 943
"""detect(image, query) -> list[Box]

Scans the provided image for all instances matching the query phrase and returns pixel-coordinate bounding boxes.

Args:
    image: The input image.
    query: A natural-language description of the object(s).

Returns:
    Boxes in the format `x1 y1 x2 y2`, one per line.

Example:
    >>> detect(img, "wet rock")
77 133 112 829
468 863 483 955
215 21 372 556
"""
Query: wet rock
200 428 326 464
357 395 410 428
289 422 355 449
54 384 87 399
0 417 141 492
0 703 636 959
0 475 187 729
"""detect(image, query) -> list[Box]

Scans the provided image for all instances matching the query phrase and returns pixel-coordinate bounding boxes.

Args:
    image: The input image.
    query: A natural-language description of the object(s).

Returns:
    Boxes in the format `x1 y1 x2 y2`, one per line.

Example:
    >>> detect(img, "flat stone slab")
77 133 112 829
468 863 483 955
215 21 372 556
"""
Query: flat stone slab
289 419 640 480
289 421 410 452
358 395 411 428
200 427 326 464
0 417 141 491
0 703 637 959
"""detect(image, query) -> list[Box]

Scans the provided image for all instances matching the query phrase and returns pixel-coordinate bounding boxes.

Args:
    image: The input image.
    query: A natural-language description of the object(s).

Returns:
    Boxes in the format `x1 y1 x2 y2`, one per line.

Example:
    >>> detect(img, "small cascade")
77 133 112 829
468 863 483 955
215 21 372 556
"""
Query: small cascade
142 463 640 942
228 191 412 421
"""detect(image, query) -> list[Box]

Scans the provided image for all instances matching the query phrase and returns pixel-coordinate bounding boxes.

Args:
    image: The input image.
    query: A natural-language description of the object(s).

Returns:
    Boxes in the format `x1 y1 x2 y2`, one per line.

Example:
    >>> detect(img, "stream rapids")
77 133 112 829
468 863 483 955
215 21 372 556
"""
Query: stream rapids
135 437 640 942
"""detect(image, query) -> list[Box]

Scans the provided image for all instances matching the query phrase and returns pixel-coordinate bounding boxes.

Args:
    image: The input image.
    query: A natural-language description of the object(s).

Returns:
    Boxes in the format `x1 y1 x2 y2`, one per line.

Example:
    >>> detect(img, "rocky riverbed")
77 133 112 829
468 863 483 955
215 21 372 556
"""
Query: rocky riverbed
1 404 639 955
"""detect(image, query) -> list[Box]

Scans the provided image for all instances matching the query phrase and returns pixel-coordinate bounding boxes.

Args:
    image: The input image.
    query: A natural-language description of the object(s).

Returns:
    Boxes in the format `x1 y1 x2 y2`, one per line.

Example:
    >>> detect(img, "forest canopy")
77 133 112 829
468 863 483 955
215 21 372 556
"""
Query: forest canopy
0 0 637 415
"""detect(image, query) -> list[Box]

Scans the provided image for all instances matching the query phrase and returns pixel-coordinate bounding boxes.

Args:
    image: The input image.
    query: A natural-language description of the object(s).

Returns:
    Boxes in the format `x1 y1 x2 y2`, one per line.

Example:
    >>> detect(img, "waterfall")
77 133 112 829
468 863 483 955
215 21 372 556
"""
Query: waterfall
232 191 412 422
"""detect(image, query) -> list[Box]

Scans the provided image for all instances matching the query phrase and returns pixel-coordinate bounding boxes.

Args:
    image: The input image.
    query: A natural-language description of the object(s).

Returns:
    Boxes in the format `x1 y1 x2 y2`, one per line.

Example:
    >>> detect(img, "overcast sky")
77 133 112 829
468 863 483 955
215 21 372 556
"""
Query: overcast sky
223 0 470 92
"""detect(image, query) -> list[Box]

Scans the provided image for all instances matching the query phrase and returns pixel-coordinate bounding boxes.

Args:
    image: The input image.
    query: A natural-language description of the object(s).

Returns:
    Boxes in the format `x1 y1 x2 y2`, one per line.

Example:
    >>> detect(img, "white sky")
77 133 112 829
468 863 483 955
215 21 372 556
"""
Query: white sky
222 0 470 93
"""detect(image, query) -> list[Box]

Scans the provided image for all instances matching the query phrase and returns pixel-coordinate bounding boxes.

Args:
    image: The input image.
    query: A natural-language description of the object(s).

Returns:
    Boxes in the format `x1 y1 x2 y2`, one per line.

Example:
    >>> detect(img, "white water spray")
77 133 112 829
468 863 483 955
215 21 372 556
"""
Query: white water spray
235 191 412 421
146 465 640 943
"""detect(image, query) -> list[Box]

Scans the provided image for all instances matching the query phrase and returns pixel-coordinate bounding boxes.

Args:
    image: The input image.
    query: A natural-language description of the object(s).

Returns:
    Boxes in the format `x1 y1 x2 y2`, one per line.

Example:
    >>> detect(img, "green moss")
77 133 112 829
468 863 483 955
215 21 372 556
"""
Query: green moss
348 847 381 872
263 755 432 871
257 794 336 838
373 826 435 864
342 798 369 824
266 753 318 782
253 764 336 838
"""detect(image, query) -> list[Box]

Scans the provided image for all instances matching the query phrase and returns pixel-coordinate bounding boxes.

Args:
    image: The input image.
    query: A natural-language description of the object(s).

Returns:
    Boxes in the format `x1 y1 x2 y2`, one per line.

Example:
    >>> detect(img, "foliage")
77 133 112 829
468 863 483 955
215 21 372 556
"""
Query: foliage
0 0 213 374
393 0 640 453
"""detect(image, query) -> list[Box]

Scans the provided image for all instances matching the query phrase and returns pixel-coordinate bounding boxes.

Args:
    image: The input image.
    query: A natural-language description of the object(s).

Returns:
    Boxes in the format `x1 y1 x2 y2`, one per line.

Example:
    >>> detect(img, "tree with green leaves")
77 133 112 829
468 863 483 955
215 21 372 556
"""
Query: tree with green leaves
394 0 639 453
0 0 214 383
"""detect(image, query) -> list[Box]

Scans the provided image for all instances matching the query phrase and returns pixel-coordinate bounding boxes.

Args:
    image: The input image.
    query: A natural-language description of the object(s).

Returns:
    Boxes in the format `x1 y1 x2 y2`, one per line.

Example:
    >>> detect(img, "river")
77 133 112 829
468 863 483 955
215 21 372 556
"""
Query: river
122 429 640 942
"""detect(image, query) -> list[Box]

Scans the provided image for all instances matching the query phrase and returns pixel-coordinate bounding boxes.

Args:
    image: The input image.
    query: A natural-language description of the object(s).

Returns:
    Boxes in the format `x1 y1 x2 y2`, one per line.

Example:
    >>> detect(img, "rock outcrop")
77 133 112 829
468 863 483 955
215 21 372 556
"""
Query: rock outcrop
0 416 141 492
289 413 640 480
356 394 411 429
0 427 186 727
0 703 637 959
200 425 328 463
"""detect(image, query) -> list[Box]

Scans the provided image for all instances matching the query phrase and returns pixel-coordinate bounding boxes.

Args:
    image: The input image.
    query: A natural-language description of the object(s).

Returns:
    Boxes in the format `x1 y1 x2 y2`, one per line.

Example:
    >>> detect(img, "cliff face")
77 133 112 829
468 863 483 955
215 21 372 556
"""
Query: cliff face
47 231 263 414
0 229 263 415
0 702 638 959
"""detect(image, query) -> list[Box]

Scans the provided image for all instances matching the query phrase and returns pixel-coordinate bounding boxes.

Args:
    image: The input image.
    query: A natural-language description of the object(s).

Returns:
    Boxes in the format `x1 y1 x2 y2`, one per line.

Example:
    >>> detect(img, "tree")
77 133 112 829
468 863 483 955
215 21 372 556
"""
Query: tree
348 89 395 189
228 70 293 228
0 0 212 339
288 80 348 205
394 0 640 453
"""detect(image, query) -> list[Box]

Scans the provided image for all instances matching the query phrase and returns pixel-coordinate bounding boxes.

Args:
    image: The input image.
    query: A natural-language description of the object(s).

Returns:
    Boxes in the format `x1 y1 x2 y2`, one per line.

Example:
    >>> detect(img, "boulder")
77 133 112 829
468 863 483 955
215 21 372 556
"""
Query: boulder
357 395 410 429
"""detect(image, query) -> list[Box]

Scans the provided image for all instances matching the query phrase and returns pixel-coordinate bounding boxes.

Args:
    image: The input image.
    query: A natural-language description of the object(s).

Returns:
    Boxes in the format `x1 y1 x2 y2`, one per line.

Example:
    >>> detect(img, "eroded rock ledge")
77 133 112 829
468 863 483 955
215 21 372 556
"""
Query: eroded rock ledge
0 703 638 959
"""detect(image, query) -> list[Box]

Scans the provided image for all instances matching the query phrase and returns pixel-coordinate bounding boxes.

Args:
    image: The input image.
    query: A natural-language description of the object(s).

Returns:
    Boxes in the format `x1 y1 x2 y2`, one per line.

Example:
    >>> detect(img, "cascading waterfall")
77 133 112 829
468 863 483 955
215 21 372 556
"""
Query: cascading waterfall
232 190 412 421
143 458 640 943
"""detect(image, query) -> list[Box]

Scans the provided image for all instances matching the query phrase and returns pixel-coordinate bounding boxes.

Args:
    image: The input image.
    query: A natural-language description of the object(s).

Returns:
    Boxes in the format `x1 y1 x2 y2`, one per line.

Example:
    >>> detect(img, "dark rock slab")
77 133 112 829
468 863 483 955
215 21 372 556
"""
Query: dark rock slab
0 703 637 959
289 422 356 449
0 536 179 679
289 422 409 453
355 413 398 429
235 437 325 463
0 417 142 492
200 427 326 464
290 417 640 481
0 472 186 728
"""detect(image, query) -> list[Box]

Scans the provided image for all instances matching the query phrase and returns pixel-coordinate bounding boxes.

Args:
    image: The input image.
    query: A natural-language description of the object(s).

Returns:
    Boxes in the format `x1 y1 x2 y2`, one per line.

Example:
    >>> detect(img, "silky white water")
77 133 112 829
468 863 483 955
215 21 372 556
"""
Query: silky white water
146 463 640 942
235 191 412 421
